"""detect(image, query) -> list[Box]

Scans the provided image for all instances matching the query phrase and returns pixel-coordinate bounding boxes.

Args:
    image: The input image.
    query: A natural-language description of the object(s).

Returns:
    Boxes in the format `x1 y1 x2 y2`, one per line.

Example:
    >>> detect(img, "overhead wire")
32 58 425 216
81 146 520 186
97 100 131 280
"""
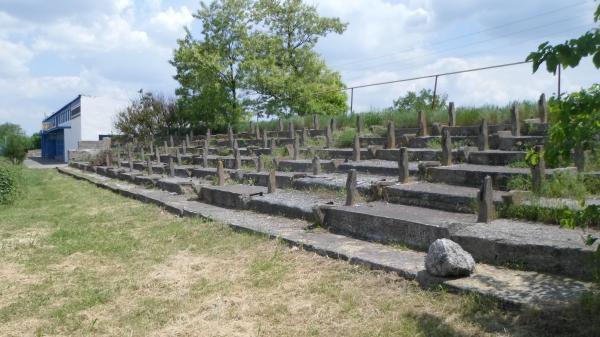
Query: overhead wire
342 22 596 84
328 1 588 69
338 15 587 73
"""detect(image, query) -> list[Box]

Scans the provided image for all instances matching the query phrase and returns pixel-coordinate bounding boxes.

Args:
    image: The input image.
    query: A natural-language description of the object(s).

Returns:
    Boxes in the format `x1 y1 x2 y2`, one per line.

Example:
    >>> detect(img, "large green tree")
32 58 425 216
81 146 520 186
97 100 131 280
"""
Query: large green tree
171 0 348 128
171 0 252 130
245 0 348 117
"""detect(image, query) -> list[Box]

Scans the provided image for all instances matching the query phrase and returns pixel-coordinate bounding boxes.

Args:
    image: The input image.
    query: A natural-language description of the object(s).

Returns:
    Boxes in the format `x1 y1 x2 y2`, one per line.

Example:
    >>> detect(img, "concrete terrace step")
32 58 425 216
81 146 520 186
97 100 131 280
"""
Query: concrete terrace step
467 150 526 166
383 181 508 213
76 162 599 280
277 158 421 177
426 164 575 190
189 167 393 196
374 148 464 162
58 166 594 310
277 159 339 172
190 155 255 168
310 148 466 163
494 135 545 151
336 160 419 176
199 184 344 221
322 202 599 280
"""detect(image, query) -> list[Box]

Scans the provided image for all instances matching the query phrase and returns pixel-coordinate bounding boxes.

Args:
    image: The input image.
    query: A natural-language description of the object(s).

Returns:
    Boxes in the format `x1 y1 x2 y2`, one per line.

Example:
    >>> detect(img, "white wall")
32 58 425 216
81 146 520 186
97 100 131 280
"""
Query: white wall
80 95 126 141
63 115 81 161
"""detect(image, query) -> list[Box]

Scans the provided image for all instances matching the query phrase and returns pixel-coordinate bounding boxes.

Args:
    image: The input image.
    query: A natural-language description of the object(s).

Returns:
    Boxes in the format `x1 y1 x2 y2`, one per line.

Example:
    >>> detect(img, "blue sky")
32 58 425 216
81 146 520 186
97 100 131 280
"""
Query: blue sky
0 0 598 134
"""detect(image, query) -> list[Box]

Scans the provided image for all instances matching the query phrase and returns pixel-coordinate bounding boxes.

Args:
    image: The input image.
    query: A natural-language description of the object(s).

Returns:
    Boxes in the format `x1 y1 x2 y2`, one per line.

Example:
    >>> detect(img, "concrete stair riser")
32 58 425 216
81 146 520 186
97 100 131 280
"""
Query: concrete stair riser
322 206 457 250
383 183 506 213
468 151 526 166
426 164 575 191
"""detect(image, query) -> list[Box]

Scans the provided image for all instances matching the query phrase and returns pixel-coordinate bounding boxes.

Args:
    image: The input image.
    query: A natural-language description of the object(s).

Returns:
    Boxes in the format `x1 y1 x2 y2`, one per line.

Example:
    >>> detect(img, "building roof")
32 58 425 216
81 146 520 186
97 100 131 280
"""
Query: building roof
42 95 82 123
41 125 72 134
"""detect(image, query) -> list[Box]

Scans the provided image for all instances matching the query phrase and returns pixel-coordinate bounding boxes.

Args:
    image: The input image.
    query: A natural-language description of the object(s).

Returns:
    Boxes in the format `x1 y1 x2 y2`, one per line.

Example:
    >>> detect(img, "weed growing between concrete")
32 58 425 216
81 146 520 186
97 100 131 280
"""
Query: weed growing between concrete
333 128 357 148
506 171 599 199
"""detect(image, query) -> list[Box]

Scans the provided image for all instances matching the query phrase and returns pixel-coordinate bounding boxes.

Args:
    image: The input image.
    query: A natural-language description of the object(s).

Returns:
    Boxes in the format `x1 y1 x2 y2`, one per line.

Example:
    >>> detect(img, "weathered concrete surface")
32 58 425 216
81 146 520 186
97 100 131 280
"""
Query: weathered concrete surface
293 174 394 195
277 159 338 173
441 264 590 309
249 189 342 221
190 155 255 169
427 164 576 190
409 136 478 148
133 174 161 187
157 177 195 195
337 160 419 176
199 184 344 221
322 201 598 280
308 148 375 160
451 220 599 280
383 181 507 213
57 166 595 310
243 171 300 189
375 148 470 162
468 150 526 166
493 135 546 151
199 184 265 209
323 202 472 250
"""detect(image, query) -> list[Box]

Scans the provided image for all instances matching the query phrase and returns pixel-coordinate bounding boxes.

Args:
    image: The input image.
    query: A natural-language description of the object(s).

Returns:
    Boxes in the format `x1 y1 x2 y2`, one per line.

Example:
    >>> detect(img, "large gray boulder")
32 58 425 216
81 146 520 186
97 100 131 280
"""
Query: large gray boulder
425 239 475 277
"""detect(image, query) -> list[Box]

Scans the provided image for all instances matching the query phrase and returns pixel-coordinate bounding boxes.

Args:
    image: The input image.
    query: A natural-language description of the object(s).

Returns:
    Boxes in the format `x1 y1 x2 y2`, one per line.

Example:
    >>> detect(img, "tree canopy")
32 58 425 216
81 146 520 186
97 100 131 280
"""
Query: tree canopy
171 0 251 130
392 89 448 113
113 91 184 143
0 123 30 164
171 0 348 129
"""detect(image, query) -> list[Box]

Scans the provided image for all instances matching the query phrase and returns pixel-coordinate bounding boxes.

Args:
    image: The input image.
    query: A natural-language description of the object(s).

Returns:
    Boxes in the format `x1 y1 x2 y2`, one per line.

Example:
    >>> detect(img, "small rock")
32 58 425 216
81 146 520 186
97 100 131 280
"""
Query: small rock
425 239 475 277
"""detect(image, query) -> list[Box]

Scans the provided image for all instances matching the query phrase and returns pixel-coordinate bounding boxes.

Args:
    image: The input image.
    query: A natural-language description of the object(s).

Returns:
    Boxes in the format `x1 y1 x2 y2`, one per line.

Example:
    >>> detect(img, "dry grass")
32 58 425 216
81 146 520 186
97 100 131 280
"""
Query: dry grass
0 169 597 337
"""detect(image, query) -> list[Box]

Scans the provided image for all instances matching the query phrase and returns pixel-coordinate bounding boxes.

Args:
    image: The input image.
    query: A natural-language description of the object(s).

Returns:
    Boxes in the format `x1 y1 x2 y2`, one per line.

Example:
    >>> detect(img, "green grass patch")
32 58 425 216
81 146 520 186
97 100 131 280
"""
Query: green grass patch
248 247 290 288
334 128 357 148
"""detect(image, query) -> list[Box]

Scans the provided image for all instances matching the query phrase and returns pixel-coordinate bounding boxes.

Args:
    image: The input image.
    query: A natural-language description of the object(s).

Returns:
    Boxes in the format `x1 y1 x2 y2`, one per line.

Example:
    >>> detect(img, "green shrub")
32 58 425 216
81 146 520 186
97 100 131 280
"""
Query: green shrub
425 138 441 149
507 171 593 200
29 132 41 150
1 133 29 164
542 171 588 201
584 175 600 195
334 128 356 148
362 113 384 128
0 160 21 204
545 84 600 167
507 175 532 191
499 203 600 228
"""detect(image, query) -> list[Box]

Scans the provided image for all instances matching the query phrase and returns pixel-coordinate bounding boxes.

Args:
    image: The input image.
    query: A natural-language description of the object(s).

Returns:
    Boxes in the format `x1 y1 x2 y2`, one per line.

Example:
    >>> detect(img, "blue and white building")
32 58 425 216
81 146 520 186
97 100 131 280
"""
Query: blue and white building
41 95 123 162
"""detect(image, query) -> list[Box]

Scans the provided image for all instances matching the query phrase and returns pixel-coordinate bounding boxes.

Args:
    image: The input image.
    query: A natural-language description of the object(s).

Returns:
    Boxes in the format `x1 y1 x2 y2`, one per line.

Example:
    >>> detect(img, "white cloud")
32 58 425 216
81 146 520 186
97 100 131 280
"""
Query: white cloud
0 39 33 76
150 6 193 32
316 0 433 63
31 16 151 55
